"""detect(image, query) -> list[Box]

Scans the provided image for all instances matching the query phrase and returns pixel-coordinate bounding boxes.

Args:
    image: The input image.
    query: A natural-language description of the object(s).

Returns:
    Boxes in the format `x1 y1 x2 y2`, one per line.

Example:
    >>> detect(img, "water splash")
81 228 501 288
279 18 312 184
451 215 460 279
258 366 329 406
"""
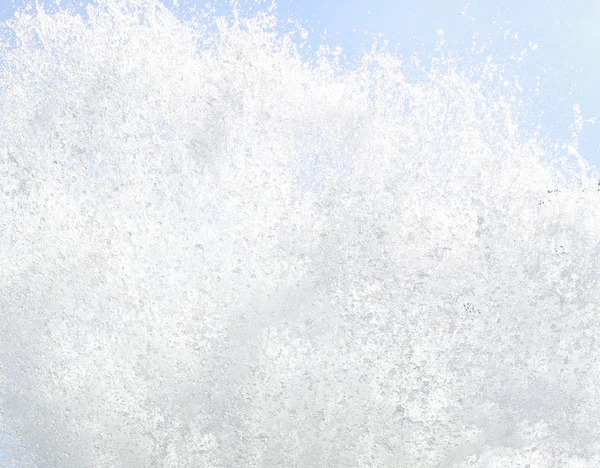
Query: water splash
1 1 600 466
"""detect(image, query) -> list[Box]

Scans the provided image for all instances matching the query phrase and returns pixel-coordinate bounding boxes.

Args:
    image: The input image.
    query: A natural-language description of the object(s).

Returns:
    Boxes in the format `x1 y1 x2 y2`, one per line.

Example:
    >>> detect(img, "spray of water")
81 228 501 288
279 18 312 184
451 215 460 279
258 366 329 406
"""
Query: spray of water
1 0 600 466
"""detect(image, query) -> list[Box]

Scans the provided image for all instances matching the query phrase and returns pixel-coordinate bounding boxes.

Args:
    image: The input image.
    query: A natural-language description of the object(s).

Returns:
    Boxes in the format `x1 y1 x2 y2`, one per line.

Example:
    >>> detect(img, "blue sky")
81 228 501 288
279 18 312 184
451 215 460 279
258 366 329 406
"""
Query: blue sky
272 0 600 168
1 0 598 168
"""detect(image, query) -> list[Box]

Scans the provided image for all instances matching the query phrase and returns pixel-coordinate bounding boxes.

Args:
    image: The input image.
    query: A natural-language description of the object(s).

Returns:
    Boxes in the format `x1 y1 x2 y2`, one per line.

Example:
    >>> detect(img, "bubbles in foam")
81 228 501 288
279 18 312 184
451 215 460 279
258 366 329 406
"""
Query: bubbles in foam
1 0 600 466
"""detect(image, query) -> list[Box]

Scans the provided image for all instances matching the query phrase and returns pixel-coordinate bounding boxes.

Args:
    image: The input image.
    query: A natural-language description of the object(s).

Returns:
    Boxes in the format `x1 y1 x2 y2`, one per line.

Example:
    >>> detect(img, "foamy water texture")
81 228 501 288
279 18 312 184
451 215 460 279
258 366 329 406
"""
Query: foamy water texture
1 0 600 466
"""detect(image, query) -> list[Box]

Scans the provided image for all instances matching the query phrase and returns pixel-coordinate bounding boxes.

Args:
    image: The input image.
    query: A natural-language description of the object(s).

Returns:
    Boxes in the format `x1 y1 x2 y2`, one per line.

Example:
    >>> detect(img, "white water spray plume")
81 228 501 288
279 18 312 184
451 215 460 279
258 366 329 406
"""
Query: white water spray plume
1 0 600 466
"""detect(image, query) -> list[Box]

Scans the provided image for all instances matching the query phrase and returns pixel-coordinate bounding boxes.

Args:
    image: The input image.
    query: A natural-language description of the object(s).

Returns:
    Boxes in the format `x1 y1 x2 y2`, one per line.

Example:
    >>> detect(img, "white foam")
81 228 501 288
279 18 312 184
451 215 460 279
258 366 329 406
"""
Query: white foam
1 1 599 466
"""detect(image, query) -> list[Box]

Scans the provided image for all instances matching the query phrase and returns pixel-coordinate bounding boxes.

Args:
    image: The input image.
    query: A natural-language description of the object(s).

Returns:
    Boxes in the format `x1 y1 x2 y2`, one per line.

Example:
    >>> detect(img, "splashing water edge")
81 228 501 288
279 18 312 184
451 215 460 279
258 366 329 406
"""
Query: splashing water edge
1 1 600 467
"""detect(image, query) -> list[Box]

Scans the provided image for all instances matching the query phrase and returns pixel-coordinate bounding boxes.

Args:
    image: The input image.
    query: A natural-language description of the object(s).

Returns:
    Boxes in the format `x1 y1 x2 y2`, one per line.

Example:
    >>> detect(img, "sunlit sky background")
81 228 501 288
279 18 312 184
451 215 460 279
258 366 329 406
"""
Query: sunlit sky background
1 0 599 168
275 0 600 169
282 0 600 169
